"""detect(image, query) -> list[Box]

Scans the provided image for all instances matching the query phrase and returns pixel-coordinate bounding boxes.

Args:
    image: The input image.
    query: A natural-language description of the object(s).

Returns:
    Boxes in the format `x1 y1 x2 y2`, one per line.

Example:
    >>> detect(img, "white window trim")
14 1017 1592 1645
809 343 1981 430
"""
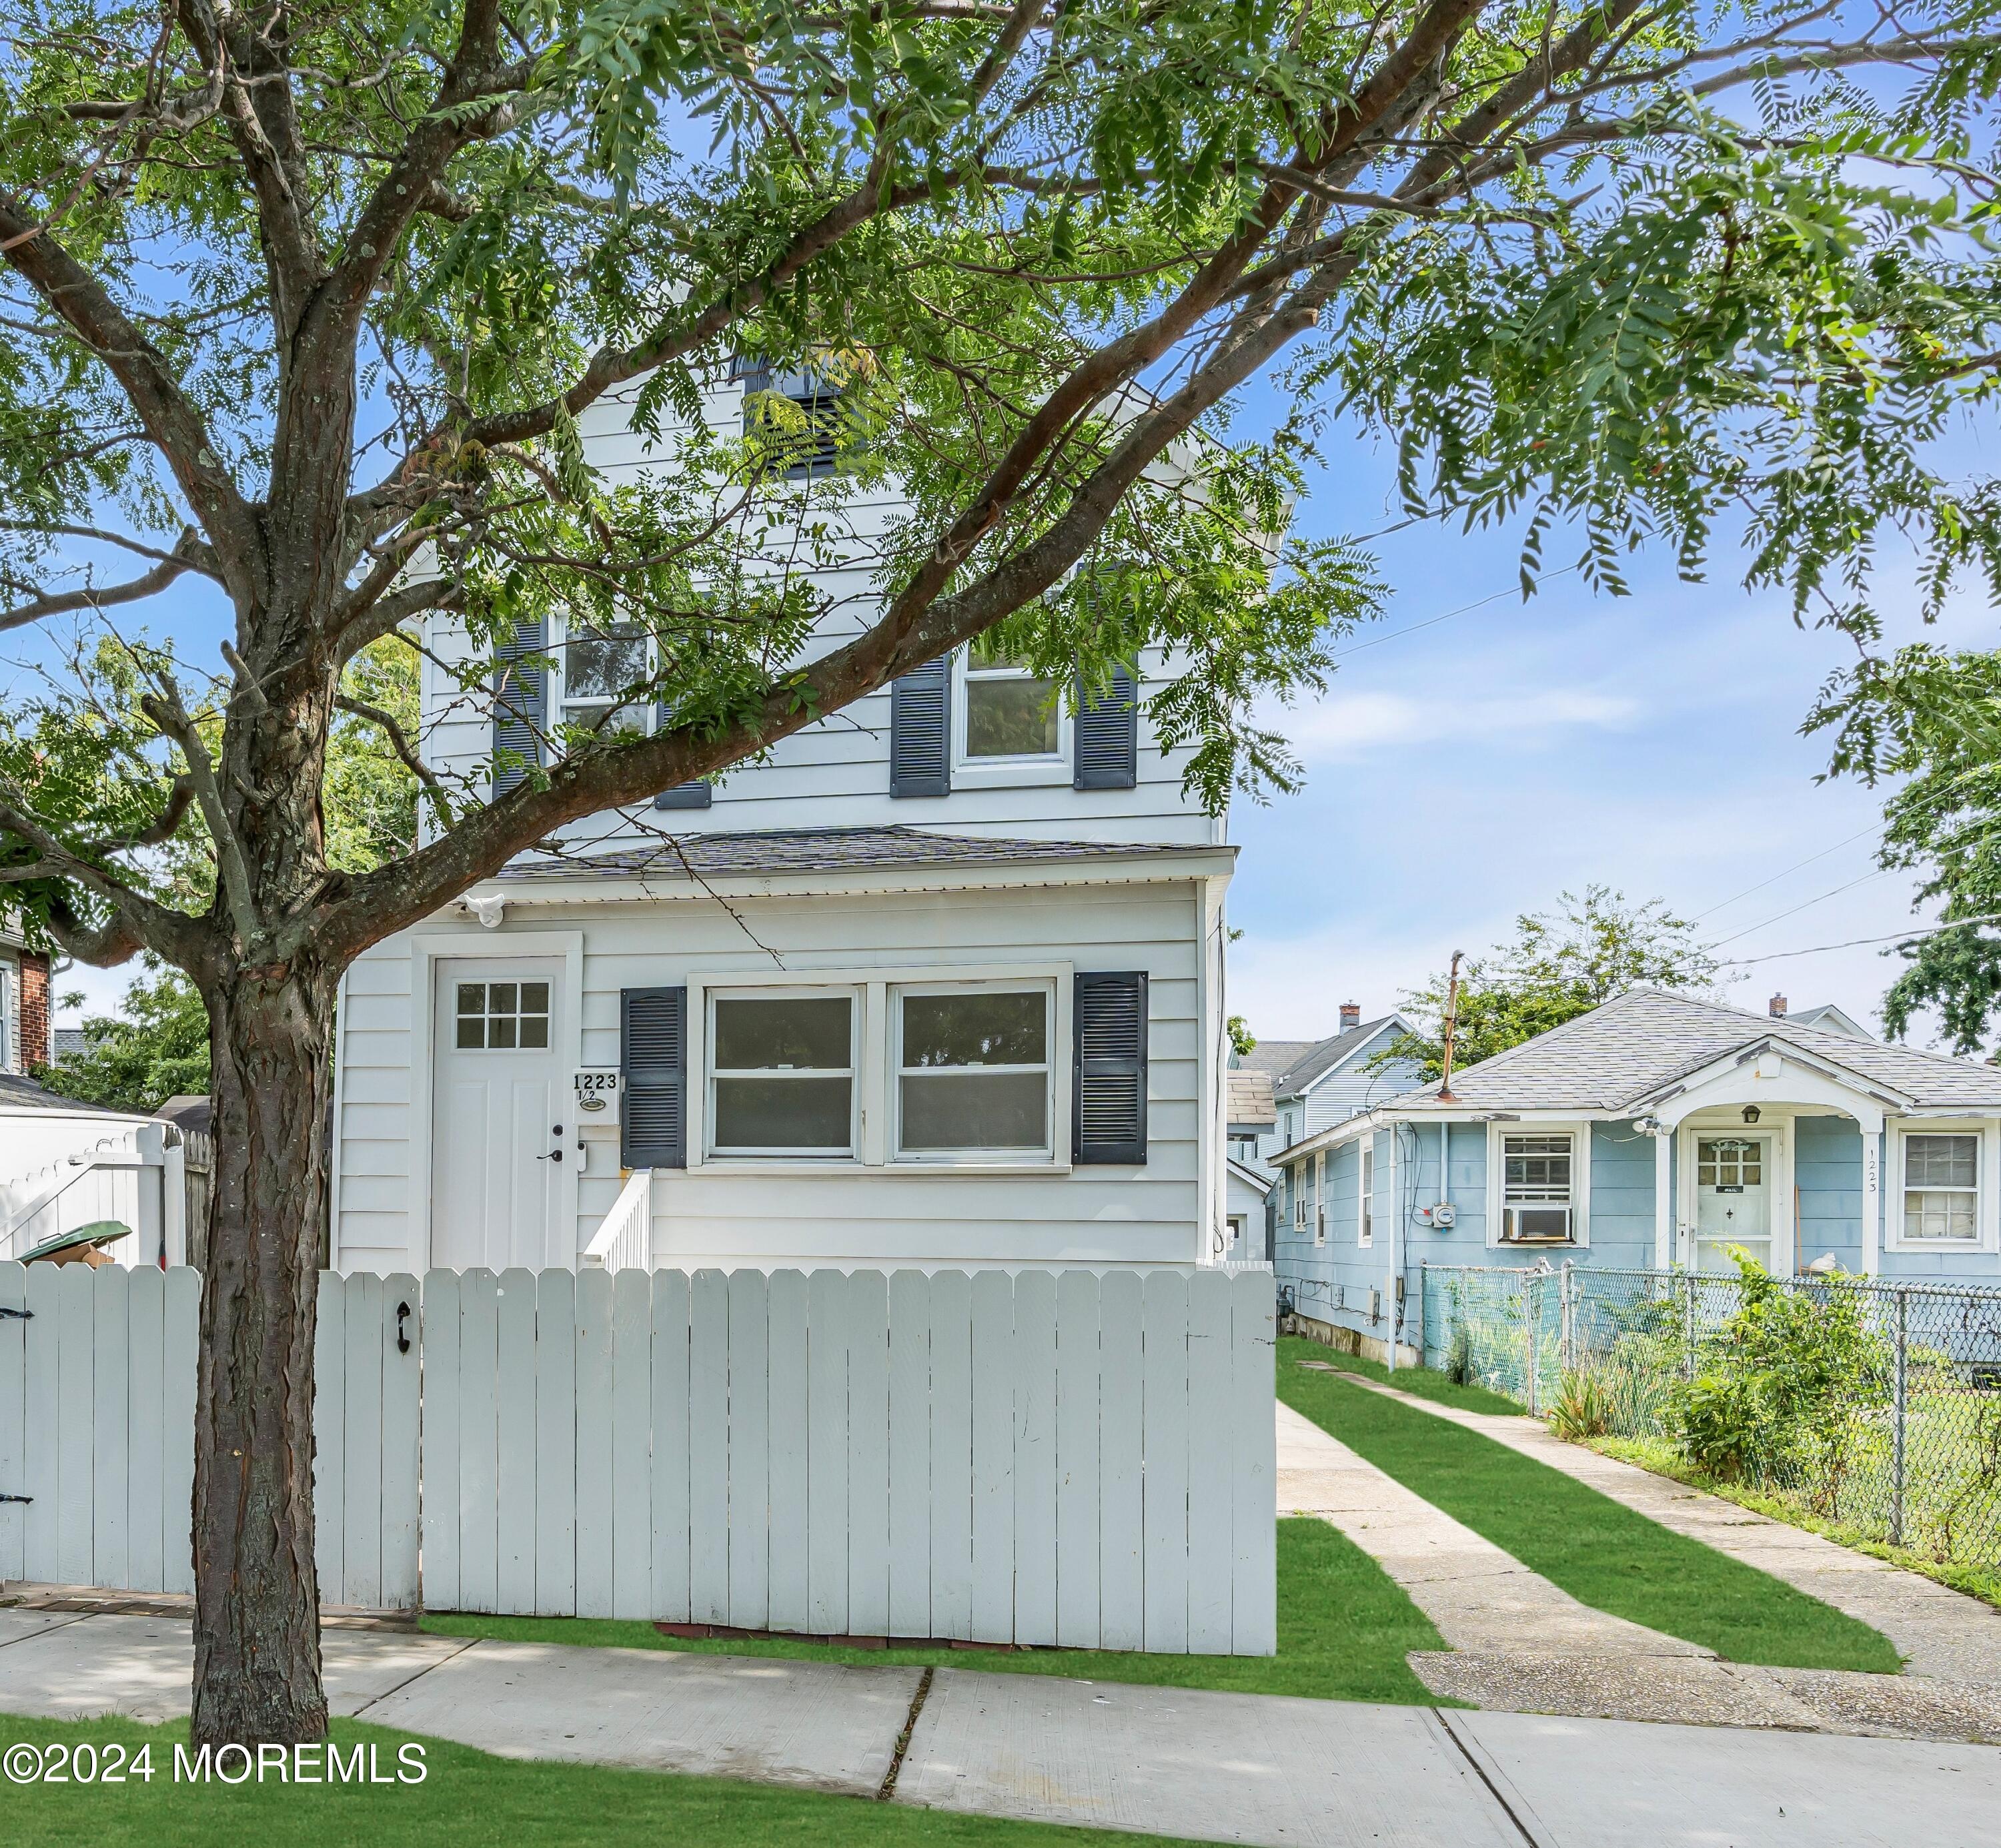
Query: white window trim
1358 1140 1375 1249
1888 1118 2000 1254
890 977 1057 1165
1314 1151 1327 1244
950 645 1073 786
686 962 1073 1174
706 982 862 1162
1485 1120 1592 1249
1293 1163 1309 1232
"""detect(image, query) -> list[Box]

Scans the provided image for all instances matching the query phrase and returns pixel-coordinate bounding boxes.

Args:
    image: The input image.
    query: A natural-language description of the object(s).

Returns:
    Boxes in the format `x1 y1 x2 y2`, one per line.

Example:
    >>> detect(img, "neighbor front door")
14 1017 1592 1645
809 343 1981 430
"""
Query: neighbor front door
1693 1134 1772 1273
432 959 568 1272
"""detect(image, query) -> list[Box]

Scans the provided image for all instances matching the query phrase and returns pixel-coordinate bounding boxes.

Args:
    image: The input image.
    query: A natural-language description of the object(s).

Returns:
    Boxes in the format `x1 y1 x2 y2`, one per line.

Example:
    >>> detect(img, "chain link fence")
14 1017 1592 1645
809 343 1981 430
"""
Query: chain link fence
1420 1262 2001 1572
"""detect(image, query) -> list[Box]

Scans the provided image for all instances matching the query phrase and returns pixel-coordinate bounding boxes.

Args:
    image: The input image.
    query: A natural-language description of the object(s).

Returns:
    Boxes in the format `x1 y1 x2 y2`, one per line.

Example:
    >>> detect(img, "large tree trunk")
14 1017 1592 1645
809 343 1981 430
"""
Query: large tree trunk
189 963 340 1746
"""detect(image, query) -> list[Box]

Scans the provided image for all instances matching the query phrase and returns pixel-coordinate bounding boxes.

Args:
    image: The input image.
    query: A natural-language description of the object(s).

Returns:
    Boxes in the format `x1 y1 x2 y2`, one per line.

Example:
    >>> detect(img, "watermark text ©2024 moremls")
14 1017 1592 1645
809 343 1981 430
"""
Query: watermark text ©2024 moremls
3 1739 428 1785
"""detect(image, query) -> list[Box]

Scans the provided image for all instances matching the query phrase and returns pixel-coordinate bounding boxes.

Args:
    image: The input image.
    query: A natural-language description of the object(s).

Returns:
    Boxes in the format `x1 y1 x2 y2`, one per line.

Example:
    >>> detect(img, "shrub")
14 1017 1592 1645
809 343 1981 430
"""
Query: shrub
1663 1369 1773 1482
1549 1368 1612 1440
1662 1251 1890 1513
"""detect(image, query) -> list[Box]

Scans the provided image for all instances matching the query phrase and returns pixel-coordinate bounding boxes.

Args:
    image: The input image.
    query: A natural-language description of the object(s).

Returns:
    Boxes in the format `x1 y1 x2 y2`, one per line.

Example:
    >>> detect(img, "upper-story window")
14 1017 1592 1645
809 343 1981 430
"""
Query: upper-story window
558 620 650 739
961 638 1063 762
738 359 843 480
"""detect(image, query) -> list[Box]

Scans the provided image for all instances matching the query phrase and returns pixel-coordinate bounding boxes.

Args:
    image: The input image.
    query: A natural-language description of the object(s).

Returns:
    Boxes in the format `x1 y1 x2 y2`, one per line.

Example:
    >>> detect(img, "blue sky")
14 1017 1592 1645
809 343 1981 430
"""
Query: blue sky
1225 408 2000 1050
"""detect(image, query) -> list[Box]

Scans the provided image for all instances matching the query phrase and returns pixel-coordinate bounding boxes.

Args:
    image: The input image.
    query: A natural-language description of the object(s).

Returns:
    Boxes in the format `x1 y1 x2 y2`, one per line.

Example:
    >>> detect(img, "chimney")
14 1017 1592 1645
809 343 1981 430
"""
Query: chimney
1339 1001 1361 1031
18 950 49 1069
1768 993 1788 1019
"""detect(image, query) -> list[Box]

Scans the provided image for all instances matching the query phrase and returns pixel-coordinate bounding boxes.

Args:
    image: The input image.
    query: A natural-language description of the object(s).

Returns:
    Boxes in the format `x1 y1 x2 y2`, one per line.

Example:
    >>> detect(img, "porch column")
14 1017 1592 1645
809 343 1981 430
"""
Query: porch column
1653 1128 1673 1268
1861 1121 1883 1277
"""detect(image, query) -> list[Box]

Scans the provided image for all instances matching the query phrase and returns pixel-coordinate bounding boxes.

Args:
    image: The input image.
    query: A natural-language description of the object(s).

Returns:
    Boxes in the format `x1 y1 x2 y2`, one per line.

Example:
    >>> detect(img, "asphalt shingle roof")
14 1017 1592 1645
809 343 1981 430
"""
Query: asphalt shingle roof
496 827 1223 882
1233 1039 1314 1077
1226 1069 1277 1127
1270 1017 1403 1097
1383 989 2001 1113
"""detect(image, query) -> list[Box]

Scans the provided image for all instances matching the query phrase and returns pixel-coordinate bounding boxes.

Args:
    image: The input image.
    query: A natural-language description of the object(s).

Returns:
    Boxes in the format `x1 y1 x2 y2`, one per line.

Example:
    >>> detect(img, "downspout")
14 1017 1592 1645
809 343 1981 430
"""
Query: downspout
1386 1127 1400 1374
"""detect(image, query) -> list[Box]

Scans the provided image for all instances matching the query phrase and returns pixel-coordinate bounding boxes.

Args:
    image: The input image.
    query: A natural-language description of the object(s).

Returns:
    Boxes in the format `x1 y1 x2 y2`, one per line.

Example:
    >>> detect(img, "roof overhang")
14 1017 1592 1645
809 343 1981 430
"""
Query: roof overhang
1629 1033 1915 1129
1289 1013 1417 1095
1227 1158 1275 1196
459 842 1236 912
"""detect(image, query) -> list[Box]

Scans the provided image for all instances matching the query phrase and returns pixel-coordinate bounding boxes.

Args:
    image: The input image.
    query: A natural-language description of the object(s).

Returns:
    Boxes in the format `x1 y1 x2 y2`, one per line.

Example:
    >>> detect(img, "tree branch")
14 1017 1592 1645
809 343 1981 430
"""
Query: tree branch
0 528 217 632
334 692 450 813
0 205 259 590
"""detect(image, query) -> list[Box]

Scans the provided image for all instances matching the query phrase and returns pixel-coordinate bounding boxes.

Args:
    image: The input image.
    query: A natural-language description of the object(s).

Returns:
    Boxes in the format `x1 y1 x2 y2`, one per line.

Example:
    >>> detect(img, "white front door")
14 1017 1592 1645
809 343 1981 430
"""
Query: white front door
432 959 568 1271
1693 1134 1772 1273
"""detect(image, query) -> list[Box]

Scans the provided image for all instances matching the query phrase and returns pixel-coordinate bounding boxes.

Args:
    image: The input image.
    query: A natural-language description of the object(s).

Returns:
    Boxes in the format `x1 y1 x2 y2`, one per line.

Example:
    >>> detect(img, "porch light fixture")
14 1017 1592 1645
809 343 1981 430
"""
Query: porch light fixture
1741 1105 1761 1125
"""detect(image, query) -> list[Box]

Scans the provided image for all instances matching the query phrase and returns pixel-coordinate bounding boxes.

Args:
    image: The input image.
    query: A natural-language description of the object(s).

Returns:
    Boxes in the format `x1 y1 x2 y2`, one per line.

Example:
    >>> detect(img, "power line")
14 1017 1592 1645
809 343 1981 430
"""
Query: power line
1690 821 1886 922
1330 566 1578 661
1705 865 1898 951
1720 914 2001 969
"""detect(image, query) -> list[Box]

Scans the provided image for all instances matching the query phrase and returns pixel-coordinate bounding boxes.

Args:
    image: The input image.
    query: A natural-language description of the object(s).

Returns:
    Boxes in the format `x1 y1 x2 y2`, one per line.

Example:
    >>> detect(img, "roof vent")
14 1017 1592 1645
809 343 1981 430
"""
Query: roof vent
1339 1001 1361 1030
1768 993 1788 1018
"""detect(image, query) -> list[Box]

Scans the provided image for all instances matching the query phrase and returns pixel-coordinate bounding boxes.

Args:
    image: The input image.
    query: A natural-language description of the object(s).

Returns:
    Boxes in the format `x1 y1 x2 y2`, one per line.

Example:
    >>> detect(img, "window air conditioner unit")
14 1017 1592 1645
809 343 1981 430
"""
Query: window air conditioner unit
1501 1204 1573 1244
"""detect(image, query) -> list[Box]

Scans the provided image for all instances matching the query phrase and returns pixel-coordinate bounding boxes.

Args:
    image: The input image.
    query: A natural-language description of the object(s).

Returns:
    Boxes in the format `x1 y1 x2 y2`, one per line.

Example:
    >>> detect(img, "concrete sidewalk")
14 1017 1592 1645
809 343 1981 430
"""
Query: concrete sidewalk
1336 1371 2001 1685
3 1607 2000 1846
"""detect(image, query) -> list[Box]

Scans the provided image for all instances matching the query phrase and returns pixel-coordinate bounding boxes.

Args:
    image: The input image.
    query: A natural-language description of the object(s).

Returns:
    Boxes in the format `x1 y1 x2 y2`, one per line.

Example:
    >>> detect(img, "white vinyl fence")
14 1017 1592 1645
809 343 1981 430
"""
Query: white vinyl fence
0 1260 1275 1655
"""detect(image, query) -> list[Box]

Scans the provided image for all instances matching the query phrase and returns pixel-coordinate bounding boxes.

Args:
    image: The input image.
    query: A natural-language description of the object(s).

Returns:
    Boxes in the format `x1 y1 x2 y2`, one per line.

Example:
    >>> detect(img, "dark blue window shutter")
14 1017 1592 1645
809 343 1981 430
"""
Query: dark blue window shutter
1073 971 1148 1165
621 987 687 1170
651 703 712 809
890 657 951 797
492 617 547 797
1074 662 1138 791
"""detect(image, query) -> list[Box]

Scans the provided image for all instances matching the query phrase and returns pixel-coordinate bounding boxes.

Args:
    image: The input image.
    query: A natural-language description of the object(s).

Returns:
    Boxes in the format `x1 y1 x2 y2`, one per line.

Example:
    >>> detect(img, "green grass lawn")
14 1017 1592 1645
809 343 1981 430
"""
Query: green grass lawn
424 1516 1453 1706
1281 1338 1525 1414
1276 1344 1903 1673
0 1713 1212 1847
1589 1432 2001 1614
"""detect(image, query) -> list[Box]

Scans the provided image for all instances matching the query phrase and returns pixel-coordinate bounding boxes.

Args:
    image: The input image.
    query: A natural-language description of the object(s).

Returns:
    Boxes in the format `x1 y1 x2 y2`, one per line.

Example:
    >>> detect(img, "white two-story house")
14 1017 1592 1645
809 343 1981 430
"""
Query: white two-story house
327 372 1237 1277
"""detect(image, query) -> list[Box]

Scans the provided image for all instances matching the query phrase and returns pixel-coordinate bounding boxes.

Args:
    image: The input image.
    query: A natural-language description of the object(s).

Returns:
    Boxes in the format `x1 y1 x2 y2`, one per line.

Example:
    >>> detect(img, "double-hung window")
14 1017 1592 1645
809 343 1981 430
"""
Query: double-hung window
893 984 1053 1160
1314 1152 1327 1244
1358 1143 1374 1248
1903 1131 1980 1243
558 619 650 740
1293 1166 1309 1231
962 638 1062 762
1500 1132 1575 1243
707 991 856 1158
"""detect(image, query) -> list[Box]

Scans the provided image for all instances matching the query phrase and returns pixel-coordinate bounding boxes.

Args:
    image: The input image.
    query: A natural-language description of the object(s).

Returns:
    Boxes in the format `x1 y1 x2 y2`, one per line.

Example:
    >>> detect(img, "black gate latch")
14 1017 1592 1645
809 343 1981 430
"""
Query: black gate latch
0 1494 30 1504
0 1306 30 1320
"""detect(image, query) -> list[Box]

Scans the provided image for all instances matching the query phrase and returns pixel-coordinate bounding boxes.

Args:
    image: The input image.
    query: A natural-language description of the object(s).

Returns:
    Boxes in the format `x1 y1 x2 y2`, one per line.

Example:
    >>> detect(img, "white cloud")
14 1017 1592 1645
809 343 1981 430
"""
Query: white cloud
1275 686 1640 761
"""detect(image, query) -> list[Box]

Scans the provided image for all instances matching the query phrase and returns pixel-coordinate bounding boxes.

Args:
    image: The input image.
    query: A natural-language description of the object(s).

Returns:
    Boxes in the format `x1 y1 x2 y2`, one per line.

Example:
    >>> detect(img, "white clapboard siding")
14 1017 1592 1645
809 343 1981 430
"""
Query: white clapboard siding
415 1264 1274 1652
9 1262 1275 1655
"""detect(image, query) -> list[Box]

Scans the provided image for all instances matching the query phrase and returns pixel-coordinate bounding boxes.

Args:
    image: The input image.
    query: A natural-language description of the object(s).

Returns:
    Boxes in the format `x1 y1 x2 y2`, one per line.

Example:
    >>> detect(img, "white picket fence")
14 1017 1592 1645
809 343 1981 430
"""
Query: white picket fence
0 1260 1275 1655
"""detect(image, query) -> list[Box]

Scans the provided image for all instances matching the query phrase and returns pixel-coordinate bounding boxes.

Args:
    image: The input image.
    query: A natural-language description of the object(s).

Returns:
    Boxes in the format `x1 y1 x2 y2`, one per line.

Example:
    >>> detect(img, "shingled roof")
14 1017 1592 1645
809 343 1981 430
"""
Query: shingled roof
496 826 1227 882
1381 989 2001 1114
1226 1069 1277 1127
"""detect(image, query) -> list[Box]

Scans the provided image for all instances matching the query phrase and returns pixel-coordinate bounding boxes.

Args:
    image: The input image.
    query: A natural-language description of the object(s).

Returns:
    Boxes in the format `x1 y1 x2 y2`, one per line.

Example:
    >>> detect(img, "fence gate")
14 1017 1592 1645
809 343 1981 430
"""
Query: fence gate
0 1261 417 1606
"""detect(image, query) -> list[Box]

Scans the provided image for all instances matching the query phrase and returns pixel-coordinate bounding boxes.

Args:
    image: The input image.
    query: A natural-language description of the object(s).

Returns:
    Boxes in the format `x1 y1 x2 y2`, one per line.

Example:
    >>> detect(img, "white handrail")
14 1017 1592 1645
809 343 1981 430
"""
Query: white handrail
580 1168 652 1273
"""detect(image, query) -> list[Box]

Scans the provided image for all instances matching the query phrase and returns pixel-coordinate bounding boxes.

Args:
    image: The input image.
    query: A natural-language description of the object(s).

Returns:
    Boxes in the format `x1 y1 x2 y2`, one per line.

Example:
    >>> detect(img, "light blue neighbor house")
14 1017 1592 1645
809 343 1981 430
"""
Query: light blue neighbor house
1227 1006 1421 1258
1272 988 2001 1356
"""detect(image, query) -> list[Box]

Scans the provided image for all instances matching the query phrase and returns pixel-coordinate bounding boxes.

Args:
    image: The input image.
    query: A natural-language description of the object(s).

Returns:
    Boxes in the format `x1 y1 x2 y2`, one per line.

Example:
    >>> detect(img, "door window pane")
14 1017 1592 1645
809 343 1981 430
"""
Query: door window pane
709 993 854 1154
894 987 1051 1156
454 979 550 1051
